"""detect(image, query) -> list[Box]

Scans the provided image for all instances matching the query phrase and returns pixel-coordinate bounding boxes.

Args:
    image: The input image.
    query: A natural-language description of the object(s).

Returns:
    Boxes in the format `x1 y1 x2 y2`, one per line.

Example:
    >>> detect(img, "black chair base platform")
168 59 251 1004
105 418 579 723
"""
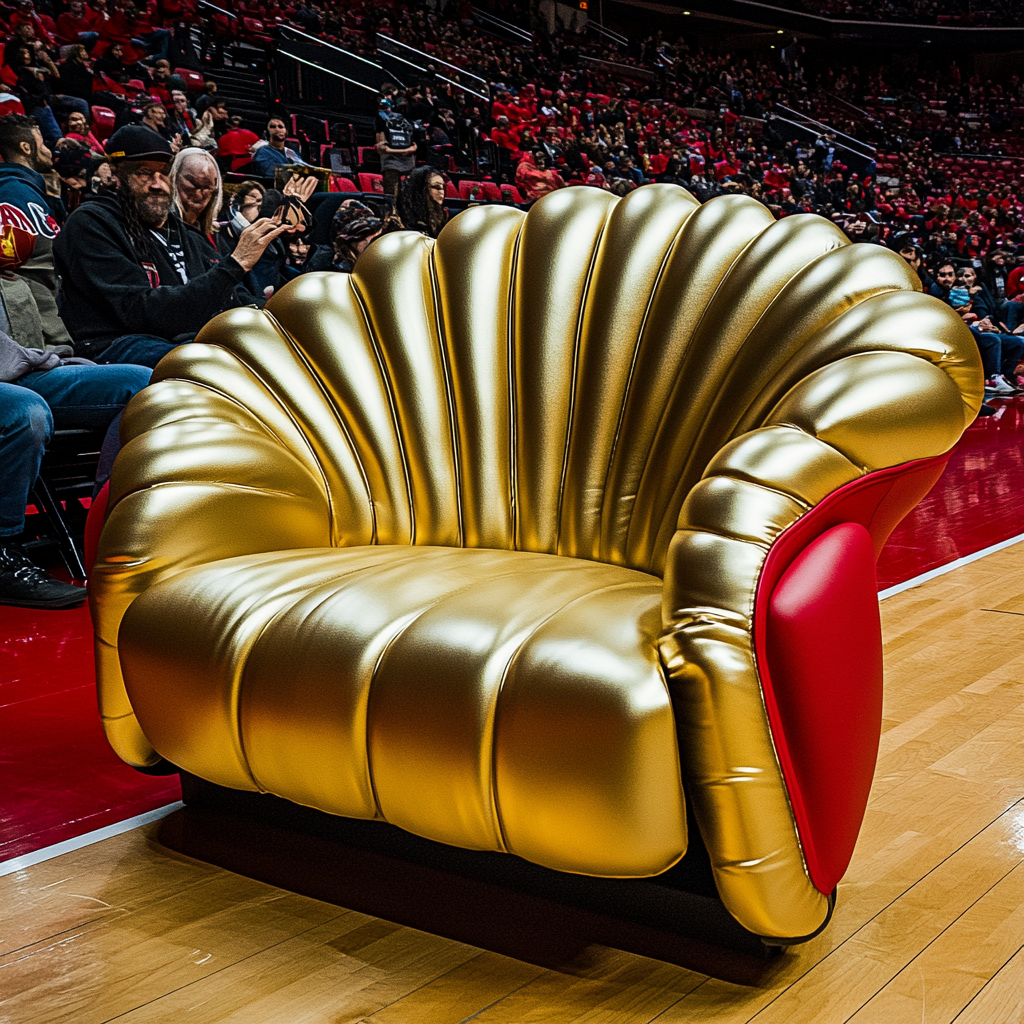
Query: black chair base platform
160 773 833 977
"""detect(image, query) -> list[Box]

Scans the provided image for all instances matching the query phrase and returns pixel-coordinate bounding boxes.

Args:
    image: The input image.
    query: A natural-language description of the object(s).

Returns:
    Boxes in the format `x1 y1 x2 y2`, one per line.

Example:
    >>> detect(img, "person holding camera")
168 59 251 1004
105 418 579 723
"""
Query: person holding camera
53 125 290 368
375 96 417 198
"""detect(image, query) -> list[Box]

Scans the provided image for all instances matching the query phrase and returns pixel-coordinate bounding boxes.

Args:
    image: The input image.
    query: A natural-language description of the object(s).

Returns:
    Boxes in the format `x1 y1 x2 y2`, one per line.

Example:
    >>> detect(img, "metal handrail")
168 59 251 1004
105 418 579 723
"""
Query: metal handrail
277 50 379 95
376 32 489 93
586 21 628 46
469 5 533 44
774 103 876 157
279 23 386 71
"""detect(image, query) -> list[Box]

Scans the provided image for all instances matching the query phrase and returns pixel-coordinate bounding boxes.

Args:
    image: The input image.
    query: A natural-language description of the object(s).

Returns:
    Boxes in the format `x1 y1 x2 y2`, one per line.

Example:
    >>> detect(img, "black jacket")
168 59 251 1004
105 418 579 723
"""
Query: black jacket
53 193 247 357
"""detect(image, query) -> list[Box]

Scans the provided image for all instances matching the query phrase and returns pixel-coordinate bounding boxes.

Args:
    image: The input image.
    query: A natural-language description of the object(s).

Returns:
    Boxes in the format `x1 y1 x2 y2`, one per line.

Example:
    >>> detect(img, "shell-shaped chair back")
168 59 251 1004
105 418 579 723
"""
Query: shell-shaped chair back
187 183 958 578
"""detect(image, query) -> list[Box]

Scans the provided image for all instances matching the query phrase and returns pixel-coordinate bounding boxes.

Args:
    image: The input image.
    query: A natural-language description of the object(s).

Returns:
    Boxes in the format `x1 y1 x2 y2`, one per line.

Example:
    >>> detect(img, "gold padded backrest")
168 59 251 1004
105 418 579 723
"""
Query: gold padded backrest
182 182 973 577
94 184 985 938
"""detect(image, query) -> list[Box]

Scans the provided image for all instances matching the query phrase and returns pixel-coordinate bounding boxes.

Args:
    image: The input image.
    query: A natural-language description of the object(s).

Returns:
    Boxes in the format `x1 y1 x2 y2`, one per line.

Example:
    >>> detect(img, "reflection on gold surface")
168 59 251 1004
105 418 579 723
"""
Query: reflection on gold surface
92 185 983 938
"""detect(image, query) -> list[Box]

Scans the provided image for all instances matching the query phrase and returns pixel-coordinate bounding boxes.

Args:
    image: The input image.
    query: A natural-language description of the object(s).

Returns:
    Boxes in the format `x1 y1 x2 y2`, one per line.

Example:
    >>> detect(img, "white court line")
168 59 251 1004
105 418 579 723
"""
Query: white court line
878 532 1024 601
2 534 1020 876
0 802 183 878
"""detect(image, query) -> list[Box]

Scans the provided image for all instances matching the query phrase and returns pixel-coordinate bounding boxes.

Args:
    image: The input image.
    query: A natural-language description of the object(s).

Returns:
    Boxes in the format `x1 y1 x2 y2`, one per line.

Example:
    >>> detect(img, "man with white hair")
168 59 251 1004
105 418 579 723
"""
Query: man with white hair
54 125 288 367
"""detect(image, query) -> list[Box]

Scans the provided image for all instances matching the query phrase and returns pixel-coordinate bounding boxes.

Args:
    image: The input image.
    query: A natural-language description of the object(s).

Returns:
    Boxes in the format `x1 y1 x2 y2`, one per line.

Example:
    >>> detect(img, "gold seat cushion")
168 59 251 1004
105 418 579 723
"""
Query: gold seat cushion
118 546 687 877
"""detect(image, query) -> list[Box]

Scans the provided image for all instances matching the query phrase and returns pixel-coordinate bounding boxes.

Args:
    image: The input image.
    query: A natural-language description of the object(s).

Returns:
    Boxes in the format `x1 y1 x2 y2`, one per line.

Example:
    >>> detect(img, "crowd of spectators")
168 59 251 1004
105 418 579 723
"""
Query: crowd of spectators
781 0 1024 27
1 0 1022 612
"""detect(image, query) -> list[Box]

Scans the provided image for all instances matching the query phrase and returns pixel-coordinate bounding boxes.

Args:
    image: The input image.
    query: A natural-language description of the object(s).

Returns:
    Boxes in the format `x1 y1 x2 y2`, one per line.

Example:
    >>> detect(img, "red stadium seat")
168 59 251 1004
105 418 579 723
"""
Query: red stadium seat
458 180 501 201
329 175 358 193
500 184 525 204
357 172 384 193
444 180 458 199
91 106 116 141
175 68 206 94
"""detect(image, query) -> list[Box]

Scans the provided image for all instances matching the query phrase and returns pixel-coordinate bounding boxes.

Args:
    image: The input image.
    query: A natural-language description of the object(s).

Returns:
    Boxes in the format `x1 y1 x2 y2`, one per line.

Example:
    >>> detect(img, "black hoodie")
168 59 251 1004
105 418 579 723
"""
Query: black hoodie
53 192 247 358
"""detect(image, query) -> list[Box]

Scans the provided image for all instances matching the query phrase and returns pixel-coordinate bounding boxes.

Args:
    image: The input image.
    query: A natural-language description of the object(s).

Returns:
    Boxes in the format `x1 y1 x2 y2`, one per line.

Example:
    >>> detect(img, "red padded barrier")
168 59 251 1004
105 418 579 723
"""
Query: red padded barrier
766 523 882 894
753 453 949 894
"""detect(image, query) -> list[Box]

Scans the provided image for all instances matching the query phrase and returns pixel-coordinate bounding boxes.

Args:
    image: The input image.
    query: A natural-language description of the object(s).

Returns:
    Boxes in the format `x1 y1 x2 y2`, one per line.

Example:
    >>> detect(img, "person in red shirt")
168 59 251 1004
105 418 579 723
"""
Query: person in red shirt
516 149 565 201
489 114 521 157
10 1 56 48
647 138 674 177
56 0 99 47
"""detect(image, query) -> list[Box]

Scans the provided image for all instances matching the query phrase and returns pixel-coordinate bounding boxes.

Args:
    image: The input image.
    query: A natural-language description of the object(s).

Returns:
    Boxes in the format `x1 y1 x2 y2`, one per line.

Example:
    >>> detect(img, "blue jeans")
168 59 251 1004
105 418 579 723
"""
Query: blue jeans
139 28 172 60
971 328 1024 380
0 364 151 537
30 106 63 148
53 95 91 119
96 334 182 369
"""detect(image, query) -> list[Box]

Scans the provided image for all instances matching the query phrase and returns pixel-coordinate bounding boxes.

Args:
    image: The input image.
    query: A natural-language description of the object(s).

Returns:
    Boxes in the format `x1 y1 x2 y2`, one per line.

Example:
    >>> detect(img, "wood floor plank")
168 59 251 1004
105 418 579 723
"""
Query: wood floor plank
846 861 1024 1022
109 912 483 1023
0 829 223 958
0 858 352 1024
357 950 545 1023
953 945 1024 1024
464 946 705 1024
4 542 1021 1024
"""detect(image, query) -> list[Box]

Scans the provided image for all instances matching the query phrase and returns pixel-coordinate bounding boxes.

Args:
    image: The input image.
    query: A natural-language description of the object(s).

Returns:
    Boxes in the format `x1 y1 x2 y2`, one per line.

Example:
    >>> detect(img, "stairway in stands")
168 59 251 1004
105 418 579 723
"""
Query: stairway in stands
208 61 271 130
182 43 378 148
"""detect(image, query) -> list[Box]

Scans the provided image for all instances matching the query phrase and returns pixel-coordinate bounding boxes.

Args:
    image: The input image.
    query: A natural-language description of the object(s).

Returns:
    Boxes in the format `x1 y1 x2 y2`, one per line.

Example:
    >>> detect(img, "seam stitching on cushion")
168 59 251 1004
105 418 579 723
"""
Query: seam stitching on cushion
215 342 336 530
428 239 464 547
492 578 667 858
662 234 851 560
363 552 553 822
351 274 415 544
508 221 523 550
598 213 691 566
264 307 378 545
153 372 321 494
365 554 616 837
242 549 427 805
623 206 771 568
146 377 279 441
725 286 908 441
555 201 614 556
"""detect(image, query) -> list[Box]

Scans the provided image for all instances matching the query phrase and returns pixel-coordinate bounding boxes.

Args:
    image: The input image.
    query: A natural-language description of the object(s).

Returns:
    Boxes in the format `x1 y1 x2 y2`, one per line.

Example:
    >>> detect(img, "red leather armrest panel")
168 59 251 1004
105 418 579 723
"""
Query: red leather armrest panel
84 479 110 578
765 522 882 894
753 454 949 894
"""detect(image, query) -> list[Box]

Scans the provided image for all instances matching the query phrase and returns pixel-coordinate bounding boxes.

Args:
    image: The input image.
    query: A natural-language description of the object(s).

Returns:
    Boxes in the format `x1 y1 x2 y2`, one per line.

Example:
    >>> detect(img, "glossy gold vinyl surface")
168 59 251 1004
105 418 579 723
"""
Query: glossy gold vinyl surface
92 185 983 938
119 546 683 875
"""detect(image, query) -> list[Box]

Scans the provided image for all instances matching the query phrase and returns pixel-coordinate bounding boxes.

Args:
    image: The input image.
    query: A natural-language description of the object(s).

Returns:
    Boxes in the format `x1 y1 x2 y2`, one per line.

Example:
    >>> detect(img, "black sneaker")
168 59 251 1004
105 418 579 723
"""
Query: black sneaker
0 544 86 609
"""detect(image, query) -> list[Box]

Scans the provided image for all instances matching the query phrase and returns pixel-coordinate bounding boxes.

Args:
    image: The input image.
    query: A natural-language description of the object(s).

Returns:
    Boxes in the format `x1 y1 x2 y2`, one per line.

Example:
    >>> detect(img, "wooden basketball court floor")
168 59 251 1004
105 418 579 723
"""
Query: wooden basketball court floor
2 535 1022 1023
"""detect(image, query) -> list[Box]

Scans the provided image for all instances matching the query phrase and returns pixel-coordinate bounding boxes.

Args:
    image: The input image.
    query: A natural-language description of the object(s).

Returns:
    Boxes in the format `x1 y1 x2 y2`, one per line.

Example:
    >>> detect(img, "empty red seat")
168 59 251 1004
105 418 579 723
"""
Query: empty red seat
458 180 501 201
175 68 206 94
329 175 358 193
91 106 116 141
357 172 383 193
500 184 525 204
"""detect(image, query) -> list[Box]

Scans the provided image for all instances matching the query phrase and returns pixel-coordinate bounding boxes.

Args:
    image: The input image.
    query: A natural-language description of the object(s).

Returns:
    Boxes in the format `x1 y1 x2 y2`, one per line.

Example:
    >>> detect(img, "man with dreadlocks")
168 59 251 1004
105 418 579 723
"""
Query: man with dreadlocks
53 125 289 368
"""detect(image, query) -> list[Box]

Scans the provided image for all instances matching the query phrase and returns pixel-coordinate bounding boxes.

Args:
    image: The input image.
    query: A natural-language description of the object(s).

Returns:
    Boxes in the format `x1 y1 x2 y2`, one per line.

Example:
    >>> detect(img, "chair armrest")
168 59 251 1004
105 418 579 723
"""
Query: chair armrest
658 343 983 939
90 317 333 767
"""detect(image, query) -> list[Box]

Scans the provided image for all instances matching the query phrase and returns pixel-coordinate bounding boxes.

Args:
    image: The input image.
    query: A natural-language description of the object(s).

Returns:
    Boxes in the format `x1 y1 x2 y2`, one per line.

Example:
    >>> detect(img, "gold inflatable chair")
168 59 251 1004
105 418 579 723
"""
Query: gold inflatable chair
90 185 982 942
